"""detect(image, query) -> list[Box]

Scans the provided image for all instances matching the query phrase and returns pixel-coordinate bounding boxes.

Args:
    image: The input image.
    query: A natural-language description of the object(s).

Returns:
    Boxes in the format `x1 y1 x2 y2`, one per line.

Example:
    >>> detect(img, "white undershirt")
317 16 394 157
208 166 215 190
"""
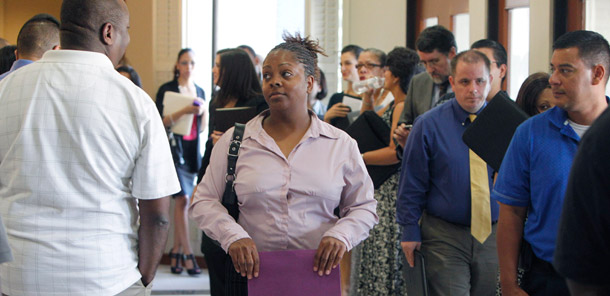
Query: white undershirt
568 119 590 139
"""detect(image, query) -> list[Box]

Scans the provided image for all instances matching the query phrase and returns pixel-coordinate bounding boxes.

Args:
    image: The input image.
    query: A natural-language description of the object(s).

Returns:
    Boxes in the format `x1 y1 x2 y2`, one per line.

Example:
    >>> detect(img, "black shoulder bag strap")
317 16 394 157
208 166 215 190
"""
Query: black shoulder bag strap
222 123 245 221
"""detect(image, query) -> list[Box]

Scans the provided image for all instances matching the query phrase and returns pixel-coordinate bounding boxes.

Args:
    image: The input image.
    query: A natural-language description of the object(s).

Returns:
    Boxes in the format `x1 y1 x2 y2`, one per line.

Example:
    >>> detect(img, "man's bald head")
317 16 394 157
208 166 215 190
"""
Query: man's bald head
16 14 60 61
60 0 130 66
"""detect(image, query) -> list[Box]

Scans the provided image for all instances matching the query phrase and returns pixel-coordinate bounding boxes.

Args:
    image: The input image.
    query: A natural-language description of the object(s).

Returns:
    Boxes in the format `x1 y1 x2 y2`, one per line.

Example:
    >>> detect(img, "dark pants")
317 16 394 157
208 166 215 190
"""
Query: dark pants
201 232 248 296
420 213 498 296
521 255 569 296
201 232 228 296
224 255 248 296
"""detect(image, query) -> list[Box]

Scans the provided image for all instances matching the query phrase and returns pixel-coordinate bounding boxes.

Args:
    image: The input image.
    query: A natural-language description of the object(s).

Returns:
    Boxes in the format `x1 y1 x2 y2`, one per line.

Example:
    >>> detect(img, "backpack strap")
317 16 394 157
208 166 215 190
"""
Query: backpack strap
222 123 245 221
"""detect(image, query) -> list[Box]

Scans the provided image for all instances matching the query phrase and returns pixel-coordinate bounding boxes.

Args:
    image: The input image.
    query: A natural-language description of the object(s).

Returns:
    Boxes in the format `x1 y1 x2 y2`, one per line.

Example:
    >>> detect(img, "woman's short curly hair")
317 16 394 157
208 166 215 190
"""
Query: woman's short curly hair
386 47 420 94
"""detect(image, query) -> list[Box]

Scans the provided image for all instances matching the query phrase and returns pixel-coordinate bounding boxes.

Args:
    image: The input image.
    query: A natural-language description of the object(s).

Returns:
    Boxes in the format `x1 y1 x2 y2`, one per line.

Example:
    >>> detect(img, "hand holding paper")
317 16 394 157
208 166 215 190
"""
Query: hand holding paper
162 91 207 135
313 236 346 276
324 103 350 122
228 238 260 279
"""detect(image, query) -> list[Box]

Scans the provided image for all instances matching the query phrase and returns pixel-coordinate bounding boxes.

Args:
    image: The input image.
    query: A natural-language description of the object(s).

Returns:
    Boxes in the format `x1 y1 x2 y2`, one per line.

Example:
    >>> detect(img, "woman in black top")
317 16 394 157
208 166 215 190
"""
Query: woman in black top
197 48 267 296
155 48 205 276
199 48 268 179
324 45 363 129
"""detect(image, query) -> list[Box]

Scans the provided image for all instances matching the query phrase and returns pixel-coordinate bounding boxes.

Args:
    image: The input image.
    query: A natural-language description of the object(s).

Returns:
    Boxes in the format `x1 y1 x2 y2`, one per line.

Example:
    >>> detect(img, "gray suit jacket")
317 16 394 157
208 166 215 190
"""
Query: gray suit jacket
399 72 436 125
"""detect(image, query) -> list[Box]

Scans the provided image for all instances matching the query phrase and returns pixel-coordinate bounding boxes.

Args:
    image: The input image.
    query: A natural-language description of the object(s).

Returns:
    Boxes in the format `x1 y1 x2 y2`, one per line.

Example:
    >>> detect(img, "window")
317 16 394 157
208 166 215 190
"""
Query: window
217 0 304 59
586 0 610 97
452 13 470 53
182 0 305 98
507 7 529 98
425 17 438 27
182 0 213 98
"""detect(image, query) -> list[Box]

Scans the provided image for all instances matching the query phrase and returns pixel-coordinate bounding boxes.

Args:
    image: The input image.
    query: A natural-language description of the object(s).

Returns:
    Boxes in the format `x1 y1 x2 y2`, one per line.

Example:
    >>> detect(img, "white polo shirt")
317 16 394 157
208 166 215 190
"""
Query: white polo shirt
0 50 180 295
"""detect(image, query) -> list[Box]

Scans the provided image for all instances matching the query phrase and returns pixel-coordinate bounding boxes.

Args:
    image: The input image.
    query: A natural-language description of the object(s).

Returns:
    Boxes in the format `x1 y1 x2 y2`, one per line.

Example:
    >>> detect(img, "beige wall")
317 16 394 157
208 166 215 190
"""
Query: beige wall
0 1 5 38
1 0 62 44
0 1 158 97
343 0 407 53
530 0 553 74
469 0 488 43
2 1 558 94
125 1 156 97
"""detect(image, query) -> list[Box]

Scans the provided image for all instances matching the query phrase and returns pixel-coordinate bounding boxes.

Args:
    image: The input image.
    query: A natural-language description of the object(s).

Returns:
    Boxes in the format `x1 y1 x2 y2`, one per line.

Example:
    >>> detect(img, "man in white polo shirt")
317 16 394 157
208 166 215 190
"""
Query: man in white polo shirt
0 0 180 295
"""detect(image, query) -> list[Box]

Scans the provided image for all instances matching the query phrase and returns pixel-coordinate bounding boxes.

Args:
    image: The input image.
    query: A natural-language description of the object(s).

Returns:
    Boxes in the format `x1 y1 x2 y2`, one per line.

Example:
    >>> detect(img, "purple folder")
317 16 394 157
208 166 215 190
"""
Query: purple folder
248 249 341 296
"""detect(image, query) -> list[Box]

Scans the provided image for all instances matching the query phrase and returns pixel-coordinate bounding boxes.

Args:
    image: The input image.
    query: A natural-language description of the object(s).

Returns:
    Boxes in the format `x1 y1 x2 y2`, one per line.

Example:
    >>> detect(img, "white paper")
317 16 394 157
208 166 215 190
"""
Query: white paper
342 96 363 113
162 91 196 135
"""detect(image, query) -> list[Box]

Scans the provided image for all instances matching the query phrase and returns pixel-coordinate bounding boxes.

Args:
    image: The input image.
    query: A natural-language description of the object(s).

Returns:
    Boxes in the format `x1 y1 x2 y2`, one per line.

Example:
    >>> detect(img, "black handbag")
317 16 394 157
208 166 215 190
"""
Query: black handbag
221 123 248 296
345 110 400 189
200 123 247 296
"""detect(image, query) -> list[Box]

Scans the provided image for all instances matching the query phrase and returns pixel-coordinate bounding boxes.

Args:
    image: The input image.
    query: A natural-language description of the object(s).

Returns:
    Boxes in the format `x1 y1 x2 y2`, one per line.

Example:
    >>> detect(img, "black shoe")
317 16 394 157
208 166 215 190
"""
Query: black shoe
169 250 183 274
184 253 201 276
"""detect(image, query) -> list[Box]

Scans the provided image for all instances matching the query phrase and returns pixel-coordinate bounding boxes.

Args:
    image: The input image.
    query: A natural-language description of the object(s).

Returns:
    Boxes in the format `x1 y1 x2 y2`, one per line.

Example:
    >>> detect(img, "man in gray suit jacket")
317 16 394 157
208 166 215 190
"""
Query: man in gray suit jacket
395 25 456 148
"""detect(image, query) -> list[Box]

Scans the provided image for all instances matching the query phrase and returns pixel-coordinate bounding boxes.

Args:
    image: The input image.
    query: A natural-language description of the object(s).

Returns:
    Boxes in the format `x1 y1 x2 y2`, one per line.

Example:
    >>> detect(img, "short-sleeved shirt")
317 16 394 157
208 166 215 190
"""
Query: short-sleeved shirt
0 215 11 263
189 110 378 252
0 50 180 295
553 107 610 285
492 106 580 263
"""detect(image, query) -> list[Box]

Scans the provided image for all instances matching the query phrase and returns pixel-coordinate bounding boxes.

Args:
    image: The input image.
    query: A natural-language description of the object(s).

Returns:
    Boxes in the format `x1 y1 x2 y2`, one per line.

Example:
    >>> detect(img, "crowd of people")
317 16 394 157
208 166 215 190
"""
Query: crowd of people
0 1 609 296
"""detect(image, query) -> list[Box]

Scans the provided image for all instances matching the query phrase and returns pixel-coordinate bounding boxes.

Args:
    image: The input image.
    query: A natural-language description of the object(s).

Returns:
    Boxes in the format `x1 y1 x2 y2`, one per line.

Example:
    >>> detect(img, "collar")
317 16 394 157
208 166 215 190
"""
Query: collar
246 109 339 142
9 59 34 72
546 96 610 142
450 98 487 125
545 106 579 142
40 50 115 70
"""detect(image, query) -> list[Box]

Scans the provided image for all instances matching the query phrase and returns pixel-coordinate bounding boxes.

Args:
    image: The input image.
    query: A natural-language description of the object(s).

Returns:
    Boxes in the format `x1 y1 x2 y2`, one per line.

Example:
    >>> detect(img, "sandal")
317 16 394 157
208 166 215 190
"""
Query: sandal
169 250 183 274
183 253 201 276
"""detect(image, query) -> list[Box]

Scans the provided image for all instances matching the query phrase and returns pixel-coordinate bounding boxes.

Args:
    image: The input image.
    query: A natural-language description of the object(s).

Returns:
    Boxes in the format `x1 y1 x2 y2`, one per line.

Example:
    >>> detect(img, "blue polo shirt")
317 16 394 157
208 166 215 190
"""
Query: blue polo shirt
398 98 497 242
492 106 580 263
0 59 34 81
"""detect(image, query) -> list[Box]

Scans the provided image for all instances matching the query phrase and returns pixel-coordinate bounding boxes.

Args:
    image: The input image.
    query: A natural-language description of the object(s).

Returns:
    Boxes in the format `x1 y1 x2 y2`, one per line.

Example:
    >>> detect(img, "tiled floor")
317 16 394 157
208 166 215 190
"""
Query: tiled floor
152 265 210 296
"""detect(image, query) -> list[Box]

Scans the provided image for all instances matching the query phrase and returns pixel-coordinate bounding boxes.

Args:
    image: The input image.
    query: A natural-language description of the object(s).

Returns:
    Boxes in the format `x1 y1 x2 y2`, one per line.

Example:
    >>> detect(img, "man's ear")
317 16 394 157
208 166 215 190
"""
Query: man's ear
591 64 605 86
499 63 507 80
101 22 114 46
448 75 455 89
14 49 19 60
448 47 457 59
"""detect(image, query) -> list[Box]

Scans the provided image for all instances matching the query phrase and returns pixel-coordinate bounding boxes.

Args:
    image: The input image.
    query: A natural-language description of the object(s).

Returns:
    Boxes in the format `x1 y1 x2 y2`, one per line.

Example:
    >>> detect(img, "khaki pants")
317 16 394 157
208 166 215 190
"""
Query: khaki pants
115 279 153 296
1 278 152 296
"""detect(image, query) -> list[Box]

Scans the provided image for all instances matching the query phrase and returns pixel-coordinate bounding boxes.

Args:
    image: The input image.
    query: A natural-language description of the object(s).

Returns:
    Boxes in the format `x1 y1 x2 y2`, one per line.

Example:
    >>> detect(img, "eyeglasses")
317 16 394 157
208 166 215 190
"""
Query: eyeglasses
419 59 441 68
356 63 382 70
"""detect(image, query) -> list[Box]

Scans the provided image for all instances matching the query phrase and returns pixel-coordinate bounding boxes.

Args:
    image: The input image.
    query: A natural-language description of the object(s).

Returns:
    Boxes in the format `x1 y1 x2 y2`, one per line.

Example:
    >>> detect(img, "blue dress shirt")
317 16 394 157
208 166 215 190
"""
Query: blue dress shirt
397 98 497 242
492 106 581 263
0 59 34 81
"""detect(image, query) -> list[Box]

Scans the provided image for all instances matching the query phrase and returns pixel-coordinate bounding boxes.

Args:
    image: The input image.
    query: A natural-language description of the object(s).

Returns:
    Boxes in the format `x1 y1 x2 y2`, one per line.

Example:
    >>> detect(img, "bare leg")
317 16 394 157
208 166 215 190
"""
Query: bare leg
170 195 185 272
174 195 196 270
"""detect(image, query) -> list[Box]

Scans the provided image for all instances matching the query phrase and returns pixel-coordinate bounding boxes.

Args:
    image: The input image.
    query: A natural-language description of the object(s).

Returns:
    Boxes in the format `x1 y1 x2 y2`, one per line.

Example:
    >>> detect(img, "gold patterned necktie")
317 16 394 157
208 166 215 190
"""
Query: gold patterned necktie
468 114 491 243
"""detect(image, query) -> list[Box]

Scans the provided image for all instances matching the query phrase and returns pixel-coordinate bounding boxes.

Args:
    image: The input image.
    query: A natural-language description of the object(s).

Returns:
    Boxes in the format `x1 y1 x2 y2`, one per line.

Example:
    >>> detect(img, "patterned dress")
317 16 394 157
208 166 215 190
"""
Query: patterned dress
352 103 407 295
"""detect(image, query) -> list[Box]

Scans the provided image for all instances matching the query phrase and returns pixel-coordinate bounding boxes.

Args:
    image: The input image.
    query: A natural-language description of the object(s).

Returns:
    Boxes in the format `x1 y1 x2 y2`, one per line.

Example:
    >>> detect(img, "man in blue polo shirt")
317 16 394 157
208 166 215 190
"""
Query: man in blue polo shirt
398 50 498 295
0 14 59 81
494 30 609 296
